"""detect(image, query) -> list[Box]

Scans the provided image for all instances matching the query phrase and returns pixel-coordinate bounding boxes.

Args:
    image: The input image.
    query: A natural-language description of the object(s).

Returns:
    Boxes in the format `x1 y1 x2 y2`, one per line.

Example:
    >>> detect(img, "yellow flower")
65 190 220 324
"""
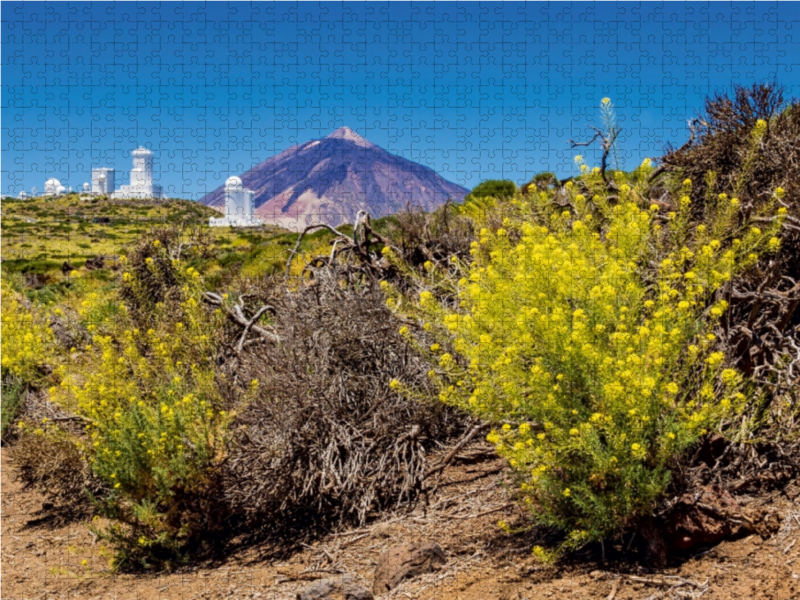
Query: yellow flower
631 443 641 451
389 379 401 390
569 428 579 436
601 97 611 105
563 488 571 497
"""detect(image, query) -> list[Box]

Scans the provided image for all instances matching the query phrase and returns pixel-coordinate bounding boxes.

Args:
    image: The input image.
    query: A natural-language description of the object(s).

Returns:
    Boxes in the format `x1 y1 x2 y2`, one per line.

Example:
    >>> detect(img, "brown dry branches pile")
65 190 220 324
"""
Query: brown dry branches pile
216 266 467 536
285 204 475 296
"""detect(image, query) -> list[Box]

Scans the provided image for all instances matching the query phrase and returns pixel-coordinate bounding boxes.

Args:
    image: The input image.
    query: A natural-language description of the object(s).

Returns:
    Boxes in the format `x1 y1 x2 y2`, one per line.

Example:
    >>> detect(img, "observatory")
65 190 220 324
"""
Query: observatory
209 176 258 227
92 168 115 195
44 178 66 196
111 147 164 199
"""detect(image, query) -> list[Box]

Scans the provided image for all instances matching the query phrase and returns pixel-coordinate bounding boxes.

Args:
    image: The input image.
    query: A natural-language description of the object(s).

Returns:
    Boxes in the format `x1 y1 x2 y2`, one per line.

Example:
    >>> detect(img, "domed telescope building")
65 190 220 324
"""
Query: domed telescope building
44 178 66 196
111 147 164 200
209 176 258 227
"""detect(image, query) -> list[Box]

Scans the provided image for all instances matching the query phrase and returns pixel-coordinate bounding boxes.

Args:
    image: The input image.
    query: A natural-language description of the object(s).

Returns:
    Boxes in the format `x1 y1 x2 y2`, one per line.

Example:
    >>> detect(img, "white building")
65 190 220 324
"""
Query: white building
44 178 66 196
91 168 115 195
18 190 27 200
209 176 259 227
111 147 164 199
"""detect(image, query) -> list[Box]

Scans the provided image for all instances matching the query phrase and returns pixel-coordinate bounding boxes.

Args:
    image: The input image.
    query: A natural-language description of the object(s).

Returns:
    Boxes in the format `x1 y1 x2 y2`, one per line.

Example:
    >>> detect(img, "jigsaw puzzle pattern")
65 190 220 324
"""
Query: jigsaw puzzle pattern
3 2 800 599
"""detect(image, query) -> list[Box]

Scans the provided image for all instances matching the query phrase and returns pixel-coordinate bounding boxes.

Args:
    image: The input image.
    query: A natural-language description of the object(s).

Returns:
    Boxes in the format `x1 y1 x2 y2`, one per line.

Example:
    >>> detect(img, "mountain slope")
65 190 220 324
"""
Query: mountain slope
200 127 469 230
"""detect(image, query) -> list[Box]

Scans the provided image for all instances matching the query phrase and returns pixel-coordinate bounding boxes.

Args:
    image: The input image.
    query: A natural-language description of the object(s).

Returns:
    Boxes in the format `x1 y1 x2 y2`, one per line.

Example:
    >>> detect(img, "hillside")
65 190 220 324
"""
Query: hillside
200 127 469 231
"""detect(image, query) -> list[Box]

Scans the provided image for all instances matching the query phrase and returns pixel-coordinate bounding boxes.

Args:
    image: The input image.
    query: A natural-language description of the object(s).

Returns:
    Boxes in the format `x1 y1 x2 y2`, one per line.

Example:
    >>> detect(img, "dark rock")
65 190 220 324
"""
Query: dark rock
666 485 742 550
373 541 446 594
297 574 373 600
84 256 106 270
697 434 728 468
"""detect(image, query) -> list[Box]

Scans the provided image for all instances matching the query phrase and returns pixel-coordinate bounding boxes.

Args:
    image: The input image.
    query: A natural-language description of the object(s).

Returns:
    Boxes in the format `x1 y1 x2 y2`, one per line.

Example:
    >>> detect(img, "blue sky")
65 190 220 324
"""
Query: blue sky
3 1 799 200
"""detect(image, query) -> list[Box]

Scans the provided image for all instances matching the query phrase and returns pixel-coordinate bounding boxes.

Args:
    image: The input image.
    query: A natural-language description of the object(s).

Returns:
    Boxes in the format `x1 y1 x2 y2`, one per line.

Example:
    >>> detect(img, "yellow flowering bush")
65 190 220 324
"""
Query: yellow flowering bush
1 279 55 384
402 169 783 550
50 244 243 565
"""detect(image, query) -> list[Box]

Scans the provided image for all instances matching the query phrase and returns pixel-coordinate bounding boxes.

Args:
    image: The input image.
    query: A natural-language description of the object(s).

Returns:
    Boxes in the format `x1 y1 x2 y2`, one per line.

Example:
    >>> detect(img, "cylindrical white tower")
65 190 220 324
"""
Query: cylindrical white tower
131 147 154 190
224 176 255 222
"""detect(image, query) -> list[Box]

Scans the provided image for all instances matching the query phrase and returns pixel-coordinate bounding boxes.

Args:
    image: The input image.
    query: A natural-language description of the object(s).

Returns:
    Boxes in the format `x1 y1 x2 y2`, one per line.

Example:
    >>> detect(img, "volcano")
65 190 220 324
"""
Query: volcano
199 127 469 230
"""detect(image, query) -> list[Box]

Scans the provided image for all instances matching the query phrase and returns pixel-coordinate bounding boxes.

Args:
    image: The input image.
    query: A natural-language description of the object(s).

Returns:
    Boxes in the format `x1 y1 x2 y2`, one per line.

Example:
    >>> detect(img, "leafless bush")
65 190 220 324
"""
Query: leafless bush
218 266 466 535
10 422 105 519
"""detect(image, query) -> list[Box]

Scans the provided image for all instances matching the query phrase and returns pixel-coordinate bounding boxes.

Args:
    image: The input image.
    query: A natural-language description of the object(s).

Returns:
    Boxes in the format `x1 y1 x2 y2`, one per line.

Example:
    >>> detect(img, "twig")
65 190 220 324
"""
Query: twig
449 503 513 520
606 578 620 600
424 423 491 480
285 224 351 276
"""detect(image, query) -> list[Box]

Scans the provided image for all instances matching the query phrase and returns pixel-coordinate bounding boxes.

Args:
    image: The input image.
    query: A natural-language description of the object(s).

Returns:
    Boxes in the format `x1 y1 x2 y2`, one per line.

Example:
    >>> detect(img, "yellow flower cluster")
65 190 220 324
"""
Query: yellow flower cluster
1 280 55 382
403 171 784 548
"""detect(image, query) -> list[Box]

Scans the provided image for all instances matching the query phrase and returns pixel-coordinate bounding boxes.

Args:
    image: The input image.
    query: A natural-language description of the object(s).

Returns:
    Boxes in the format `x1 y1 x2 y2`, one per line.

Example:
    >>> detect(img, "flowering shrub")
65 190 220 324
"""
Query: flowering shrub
1 279 55 384
394 160 784 551
50 238 243 567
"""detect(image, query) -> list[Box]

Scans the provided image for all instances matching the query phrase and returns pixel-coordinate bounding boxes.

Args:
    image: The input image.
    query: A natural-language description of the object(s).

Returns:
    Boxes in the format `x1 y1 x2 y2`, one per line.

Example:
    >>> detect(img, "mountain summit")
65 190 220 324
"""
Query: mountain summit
200 128 468 231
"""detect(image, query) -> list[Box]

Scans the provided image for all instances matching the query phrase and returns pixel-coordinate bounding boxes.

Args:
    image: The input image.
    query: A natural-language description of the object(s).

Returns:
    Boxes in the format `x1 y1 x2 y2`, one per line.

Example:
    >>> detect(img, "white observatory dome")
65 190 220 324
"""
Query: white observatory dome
83 182 90 191
44 178 66 195
132 146 153 157
225 176 244 190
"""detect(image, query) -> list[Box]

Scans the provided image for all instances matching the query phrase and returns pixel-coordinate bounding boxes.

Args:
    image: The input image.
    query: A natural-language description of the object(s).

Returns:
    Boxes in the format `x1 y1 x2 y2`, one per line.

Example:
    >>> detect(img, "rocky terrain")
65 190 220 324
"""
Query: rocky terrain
3 443 799 600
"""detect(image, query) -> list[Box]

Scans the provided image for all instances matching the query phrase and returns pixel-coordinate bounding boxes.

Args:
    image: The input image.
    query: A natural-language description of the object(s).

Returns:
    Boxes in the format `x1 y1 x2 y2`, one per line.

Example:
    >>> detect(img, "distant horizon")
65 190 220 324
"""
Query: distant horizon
4 1 800 198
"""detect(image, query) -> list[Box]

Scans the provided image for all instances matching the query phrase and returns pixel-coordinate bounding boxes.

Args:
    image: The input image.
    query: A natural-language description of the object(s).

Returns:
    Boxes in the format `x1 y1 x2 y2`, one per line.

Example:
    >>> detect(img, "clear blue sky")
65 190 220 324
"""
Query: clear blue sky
3 1 799 200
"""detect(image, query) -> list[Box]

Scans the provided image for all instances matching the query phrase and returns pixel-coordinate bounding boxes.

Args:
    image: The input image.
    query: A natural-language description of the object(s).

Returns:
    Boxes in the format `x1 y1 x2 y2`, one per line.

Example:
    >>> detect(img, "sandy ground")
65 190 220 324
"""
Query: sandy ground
2 446 800 600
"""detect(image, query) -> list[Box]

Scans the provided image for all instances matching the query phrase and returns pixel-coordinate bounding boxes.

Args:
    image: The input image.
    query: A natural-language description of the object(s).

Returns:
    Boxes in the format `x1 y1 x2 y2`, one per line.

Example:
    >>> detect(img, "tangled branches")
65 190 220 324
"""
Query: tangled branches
219 267 465 535
285 204 473 286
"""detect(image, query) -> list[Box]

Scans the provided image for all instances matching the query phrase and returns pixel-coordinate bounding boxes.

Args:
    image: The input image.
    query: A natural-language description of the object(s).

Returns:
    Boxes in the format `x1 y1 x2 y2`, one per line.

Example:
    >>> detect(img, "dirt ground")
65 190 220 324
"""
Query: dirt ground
2 446 800 600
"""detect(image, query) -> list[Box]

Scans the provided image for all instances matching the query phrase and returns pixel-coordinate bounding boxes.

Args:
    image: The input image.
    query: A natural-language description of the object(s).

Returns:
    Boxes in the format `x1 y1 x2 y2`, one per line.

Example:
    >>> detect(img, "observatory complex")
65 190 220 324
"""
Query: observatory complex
111 147 164 199
209 176 259 227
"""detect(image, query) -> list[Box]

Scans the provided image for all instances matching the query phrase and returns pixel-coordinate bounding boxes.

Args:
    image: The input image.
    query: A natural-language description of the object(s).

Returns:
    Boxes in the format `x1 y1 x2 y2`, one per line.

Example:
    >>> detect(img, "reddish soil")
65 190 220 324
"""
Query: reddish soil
2 447 799 600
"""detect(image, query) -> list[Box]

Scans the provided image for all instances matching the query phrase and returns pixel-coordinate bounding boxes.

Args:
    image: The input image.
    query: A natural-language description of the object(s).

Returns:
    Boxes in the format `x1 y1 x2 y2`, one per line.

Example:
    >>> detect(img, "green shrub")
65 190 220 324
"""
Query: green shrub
389 156 784 553
50 236 243 568
465 179 518 204
1 375 25 441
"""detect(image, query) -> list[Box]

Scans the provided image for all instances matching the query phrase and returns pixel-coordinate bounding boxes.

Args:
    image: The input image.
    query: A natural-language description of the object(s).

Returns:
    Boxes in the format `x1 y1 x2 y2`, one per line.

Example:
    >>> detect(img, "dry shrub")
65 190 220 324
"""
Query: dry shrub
119 225 214 330
390 203 475 271
220 266 465 535
10 421 104 519
661 82 800 429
